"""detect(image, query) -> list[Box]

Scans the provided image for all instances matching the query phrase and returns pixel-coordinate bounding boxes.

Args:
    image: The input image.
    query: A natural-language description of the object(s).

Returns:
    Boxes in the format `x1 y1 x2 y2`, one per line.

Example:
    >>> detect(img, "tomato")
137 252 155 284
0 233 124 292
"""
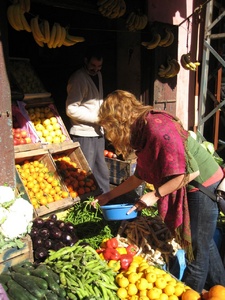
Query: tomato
104 150 109 157
107 151 114 158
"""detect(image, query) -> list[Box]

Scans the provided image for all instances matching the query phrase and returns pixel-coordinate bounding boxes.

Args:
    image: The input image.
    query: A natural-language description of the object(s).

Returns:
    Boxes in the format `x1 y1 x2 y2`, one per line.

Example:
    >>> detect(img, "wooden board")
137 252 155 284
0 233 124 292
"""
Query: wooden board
0 235 33 274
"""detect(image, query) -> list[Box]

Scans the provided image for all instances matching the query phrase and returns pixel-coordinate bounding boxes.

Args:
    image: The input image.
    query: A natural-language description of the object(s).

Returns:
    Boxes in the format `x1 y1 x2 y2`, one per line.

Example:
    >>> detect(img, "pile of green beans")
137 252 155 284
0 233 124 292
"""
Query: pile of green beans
45 242 119 300
64 198 121 249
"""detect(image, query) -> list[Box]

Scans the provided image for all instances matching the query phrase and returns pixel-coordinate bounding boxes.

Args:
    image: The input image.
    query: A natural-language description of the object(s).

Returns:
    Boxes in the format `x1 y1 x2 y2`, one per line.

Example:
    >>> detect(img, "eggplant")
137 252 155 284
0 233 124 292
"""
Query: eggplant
69 236 79 246
55 220 66 231
44 219 55 228
34 247 48 260
50 227 62 239
39 228 50 240
65 222 76 233
30 227 39 239
52 241 64 251
44 239 53 249
61 232 76 246
32 236 43 249
49 213 57 221
33 217 45 228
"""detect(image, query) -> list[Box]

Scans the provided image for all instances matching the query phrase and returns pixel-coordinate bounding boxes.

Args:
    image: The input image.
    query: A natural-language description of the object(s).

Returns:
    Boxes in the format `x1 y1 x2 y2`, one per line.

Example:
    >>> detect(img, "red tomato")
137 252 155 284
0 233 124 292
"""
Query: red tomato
104 150 109 157
107 151 114 158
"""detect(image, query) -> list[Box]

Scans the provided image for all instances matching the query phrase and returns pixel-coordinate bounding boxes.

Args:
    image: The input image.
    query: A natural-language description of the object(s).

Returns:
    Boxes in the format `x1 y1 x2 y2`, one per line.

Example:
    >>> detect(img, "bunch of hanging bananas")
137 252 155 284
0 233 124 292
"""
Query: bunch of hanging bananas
7 0 31 32
141 28 174 50
180 53 200 71
29 16 85 48
158 58 180 78
126 12 148 32
97 0 126 19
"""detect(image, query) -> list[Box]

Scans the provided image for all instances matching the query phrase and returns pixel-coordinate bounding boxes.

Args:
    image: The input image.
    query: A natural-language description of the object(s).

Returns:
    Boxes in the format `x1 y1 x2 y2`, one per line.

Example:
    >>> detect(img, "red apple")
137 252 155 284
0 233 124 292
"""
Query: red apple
15 128 21 133
20 130 27 138
13 139 20 146
14 133 21 139
19 139 26 145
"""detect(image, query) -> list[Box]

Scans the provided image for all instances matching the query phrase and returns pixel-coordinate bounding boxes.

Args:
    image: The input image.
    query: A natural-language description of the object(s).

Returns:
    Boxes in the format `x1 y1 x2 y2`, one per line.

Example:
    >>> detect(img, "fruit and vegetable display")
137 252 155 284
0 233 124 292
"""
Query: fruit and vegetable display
53 155 97 198
16 158 69 209
7 0 85 48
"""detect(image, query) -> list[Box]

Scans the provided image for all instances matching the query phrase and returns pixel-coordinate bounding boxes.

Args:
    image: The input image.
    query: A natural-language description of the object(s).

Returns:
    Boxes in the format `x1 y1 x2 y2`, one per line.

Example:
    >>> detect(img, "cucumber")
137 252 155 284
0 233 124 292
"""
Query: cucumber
7 279 32 300
26 274 48 290
31 265 60 295
10 265 31 275
0 274 11 284
45 290 59 300
11 273 45 299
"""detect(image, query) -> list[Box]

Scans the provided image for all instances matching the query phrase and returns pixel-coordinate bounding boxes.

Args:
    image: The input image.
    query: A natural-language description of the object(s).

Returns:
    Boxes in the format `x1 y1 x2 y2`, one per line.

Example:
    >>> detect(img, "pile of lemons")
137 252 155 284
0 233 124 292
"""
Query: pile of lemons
116 256 195 300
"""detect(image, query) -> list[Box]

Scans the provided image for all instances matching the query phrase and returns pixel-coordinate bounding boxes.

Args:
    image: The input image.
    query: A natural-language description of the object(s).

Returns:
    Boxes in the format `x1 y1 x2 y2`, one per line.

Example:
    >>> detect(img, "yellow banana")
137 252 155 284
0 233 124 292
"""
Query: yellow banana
158 28 171 46
13 3 24 31
20 10 31 32
42 20 50 44
146 33 161 50
66 32 85 43
164 59 180 78
188 62 197 70
30 17 44 47
32 16 45 41
7 5 20 31
138 14 148 30
162 31 174 47
180 54 191 70
117 0 126 18
52 23 62 48
101 0 115 10
47 23 57 48
19 0 30 13
57 26 66 47
62 38 77 47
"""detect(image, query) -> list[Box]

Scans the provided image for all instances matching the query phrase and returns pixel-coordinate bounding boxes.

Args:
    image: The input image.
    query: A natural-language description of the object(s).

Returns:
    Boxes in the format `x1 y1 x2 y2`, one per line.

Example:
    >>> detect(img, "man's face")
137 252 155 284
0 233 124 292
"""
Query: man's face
85 57 103 76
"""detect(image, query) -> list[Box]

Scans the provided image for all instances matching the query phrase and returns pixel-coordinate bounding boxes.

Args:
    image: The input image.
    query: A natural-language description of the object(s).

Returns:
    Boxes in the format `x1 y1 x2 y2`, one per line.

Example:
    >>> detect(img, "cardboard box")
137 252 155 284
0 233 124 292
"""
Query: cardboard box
105 157 137 185
49 142 102 200
0 235 33 274
15 149 75 218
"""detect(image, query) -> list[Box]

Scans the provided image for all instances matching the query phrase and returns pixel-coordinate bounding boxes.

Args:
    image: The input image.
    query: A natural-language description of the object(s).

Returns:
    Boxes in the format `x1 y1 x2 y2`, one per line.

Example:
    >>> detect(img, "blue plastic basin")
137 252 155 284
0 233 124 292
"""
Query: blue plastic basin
100 203 138 221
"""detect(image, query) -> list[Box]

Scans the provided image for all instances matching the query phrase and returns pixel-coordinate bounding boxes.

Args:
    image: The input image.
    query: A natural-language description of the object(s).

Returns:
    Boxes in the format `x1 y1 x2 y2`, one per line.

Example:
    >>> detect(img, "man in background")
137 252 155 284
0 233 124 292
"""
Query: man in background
66 46 110 193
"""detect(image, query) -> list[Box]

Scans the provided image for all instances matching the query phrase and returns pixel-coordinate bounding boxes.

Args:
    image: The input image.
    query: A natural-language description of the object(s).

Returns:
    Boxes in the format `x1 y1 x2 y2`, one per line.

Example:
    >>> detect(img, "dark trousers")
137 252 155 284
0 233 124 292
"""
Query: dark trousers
71 135 110 194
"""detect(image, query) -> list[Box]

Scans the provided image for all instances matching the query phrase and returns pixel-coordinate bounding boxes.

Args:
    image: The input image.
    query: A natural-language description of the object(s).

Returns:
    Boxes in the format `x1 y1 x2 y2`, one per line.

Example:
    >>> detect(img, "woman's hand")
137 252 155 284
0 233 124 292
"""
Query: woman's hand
127 191 159 215
91 193 111 208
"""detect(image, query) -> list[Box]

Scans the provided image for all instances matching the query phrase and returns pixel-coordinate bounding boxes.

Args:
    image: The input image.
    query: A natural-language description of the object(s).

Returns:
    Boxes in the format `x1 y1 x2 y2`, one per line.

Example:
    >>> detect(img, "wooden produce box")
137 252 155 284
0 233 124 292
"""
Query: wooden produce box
15 149 75 218
17 98 73 152
105 156 137 185
49 142 102 200
0 235 33 274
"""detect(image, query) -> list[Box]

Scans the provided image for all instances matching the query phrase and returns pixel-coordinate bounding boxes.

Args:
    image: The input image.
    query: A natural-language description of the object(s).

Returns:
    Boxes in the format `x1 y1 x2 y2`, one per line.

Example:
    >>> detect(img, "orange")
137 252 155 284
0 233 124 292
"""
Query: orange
208 285 225 299
208 297 222 300
181 289 201 300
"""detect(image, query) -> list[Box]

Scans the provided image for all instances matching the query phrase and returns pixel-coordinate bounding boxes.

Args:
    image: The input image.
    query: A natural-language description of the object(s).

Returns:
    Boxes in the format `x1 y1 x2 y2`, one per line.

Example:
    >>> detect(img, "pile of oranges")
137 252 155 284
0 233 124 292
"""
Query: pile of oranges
53 155 97 198
16 159 69 208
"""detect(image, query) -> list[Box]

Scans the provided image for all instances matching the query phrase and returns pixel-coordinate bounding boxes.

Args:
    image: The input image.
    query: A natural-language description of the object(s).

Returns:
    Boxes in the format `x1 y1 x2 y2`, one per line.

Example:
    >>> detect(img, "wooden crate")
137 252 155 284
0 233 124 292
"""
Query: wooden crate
0 235 33 274
49 142 102 200
17 98 72 152
15 149 75 218
105 157 137 185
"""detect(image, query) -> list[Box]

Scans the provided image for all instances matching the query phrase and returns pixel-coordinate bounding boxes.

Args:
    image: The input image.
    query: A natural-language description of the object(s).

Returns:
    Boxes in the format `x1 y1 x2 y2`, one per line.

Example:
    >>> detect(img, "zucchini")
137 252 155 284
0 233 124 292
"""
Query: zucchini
7 279 32 300
11 273 46 299
0 273 11 284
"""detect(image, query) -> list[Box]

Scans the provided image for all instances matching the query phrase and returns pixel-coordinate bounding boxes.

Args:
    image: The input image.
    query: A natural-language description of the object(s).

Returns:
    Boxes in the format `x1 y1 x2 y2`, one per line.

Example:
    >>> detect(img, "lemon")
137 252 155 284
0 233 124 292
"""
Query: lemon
127 272 139 283
127 283 138 296
117 276 129 288
117 287 128 299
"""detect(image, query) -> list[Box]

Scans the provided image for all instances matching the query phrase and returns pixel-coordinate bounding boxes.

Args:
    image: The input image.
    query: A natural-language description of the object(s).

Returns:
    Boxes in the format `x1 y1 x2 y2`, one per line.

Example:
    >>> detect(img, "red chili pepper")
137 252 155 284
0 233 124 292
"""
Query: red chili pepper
126 244 138 256
120 254 133 270
96 248 104 254
103 248 121 261
105 237 118 249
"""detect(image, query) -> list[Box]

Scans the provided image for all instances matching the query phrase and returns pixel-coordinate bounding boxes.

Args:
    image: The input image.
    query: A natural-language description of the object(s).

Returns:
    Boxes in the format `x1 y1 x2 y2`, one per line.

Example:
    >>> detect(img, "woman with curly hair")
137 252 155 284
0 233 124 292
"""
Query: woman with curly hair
93 90 225 293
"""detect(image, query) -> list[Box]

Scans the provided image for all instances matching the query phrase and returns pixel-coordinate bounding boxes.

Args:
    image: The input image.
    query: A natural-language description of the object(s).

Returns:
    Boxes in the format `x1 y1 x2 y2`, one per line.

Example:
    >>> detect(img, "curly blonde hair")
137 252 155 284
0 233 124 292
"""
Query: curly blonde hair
98 90 153 159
